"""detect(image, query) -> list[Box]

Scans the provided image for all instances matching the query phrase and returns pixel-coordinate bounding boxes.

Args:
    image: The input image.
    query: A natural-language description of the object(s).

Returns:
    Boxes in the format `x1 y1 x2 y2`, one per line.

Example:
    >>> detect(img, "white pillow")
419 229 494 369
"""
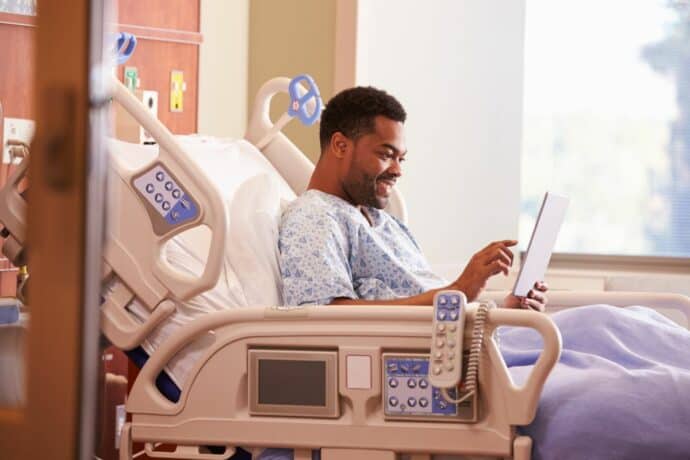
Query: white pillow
227 174 294 306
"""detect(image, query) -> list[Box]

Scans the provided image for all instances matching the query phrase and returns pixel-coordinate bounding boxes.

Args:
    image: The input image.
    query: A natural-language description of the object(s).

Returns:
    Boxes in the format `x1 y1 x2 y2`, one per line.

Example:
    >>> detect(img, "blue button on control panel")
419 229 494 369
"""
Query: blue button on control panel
383 354 471 419
436 292 462 321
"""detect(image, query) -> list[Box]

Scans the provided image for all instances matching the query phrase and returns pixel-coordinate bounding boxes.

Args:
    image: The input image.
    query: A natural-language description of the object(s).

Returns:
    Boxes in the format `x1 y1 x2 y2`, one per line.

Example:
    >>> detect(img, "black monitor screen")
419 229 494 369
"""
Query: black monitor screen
258 359 326 407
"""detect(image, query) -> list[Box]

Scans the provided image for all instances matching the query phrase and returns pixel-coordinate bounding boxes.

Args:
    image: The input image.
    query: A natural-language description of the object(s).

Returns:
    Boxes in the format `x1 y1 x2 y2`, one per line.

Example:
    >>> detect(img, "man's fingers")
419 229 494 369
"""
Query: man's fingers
521 297 545 312
485 248 513 268
527 289 546 304
534 281 549 292
481 244 515 266
499 246 514 265
481 239 518 253
487 259 510 276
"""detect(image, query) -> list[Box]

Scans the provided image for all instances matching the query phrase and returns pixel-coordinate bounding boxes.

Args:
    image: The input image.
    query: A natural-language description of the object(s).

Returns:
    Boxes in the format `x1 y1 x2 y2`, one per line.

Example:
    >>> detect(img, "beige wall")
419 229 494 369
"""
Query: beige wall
248 0 336 163
198 0 249 138
356 0 525 269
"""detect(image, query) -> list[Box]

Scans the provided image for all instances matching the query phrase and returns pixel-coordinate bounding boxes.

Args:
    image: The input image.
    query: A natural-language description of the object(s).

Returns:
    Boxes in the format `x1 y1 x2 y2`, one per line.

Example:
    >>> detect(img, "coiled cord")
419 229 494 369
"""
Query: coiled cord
441 301 495 404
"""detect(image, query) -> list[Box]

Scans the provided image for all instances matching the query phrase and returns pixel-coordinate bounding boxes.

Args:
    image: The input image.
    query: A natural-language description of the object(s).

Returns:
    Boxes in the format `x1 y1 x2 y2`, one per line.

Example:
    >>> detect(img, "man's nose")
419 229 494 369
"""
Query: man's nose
388 159 403 178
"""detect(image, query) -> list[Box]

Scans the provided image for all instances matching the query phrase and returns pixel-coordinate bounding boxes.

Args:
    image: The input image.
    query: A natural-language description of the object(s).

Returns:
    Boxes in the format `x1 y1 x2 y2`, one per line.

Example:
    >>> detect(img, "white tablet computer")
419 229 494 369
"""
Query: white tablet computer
513 192 569 297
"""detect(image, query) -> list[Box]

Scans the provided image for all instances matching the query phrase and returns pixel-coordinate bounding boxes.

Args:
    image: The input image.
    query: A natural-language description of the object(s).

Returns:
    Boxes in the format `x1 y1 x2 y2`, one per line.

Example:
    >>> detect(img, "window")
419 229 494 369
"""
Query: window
521 0 690 258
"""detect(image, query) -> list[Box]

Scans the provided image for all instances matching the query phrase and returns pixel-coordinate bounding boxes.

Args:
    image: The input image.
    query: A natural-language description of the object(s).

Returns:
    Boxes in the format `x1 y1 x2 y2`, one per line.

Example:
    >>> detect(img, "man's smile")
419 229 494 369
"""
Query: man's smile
376 178 396 196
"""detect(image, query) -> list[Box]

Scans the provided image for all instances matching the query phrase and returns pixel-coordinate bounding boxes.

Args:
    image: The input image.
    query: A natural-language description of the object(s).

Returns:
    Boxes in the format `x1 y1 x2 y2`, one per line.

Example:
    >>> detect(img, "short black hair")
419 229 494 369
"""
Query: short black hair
319 86 406 151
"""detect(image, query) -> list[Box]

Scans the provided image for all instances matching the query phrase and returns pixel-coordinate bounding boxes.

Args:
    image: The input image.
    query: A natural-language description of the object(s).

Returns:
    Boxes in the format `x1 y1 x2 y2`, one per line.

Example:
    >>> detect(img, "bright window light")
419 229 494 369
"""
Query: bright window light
521 0 690 257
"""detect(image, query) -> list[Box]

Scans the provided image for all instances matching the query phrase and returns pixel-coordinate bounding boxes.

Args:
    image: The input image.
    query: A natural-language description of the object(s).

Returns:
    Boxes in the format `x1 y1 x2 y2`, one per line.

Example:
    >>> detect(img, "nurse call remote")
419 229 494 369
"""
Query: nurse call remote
428 290 466 388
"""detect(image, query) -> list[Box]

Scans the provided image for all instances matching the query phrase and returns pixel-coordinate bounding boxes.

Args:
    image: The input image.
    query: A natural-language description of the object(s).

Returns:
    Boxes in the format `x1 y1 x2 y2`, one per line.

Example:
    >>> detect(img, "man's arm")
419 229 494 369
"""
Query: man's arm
332 240 516 306
332 240 548 311
331 285 449 306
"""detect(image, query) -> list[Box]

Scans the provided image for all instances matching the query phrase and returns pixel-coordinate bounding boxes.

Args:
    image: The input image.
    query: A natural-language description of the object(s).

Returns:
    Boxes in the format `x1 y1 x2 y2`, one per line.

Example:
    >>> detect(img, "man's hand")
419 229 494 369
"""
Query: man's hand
504 281 549 312
449 240 517 302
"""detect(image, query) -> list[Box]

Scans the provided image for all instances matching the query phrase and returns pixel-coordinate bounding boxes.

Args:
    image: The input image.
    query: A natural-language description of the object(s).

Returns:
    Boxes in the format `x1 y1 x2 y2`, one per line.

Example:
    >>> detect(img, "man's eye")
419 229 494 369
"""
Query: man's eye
399 156 406 163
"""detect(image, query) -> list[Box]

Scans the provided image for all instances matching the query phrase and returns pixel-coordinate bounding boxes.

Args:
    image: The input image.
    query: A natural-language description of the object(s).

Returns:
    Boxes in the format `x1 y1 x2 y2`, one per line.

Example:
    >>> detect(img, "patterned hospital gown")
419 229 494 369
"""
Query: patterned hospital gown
279 190 446 306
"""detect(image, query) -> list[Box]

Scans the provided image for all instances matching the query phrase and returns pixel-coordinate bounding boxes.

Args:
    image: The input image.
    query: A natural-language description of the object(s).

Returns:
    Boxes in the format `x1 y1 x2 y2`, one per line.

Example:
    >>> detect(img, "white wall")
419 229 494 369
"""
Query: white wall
198 0 249 138
355 0 526 276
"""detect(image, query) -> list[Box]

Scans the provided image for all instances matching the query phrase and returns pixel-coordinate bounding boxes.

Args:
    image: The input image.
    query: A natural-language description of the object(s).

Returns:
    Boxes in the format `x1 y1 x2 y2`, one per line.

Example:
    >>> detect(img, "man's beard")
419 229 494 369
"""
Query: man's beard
344 170 390 209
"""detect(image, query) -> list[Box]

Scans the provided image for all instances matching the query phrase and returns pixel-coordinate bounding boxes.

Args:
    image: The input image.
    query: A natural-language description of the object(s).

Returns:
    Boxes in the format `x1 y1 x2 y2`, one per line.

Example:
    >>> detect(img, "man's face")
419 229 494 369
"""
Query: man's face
342 116 407 209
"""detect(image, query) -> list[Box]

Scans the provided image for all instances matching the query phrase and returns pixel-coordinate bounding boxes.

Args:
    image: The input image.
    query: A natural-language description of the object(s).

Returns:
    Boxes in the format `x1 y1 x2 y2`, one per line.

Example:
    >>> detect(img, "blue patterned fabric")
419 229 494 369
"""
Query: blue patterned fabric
279 190 446 306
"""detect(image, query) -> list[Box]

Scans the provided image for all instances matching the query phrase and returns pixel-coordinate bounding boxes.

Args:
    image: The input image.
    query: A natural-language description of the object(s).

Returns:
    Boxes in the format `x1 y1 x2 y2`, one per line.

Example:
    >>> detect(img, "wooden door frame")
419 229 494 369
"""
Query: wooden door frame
0 1 109 458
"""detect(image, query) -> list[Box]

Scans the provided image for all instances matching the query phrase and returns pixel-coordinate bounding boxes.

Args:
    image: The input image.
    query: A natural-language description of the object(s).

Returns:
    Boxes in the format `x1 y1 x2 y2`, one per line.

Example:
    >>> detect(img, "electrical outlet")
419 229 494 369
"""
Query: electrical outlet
140 90 158 144
3 118 35 163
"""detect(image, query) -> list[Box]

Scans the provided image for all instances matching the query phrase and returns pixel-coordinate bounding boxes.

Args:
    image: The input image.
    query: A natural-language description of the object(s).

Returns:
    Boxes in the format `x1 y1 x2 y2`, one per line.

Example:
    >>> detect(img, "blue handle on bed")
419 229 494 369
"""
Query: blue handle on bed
116 32 137 65
288 74 323 126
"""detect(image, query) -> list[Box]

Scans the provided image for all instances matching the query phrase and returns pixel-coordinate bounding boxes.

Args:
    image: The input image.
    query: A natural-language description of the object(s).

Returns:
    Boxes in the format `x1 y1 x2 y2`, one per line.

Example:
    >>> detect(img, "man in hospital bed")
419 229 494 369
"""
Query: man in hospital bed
278 86 548 311
279 87 690 460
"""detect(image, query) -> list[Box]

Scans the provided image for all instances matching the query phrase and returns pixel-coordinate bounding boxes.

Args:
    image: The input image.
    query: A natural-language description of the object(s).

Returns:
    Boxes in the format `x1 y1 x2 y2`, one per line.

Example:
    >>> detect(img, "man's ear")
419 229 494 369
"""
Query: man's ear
330 132 350 159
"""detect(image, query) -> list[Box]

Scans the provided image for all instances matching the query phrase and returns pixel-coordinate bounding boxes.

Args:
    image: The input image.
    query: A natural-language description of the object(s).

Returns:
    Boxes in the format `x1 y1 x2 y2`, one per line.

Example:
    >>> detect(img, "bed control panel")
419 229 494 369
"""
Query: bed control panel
382 353 476 422
429 291 466 388
132 162 199 234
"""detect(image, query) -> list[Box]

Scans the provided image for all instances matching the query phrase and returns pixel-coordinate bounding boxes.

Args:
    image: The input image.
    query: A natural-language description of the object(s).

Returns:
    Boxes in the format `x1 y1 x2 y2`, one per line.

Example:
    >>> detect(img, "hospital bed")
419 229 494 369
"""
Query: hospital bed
106 75 690 460
1 71 690 459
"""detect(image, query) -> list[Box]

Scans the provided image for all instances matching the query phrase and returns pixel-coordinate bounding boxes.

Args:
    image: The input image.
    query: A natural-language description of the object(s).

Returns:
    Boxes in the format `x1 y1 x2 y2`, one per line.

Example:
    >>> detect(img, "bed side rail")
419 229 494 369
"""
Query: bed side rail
482 290 690 326
102 78 227 349
126 304 561 427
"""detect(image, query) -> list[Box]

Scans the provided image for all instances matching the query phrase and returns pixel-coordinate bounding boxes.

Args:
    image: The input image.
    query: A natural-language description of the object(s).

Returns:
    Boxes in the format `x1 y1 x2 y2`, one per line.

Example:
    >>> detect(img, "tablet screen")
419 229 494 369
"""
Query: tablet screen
513 192 569 297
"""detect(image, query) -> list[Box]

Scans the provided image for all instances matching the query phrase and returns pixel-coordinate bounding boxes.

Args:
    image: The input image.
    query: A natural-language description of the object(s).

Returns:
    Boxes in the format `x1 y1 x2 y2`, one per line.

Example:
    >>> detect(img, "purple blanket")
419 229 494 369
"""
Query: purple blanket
500 305 690 460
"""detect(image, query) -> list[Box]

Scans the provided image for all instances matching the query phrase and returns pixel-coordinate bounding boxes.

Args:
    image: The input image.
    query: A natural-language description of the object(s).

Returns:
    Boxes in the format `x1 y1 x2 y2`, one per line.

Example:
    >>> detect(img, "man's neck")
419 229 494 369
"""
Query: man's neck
307 162 354 205
308 166 374 226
